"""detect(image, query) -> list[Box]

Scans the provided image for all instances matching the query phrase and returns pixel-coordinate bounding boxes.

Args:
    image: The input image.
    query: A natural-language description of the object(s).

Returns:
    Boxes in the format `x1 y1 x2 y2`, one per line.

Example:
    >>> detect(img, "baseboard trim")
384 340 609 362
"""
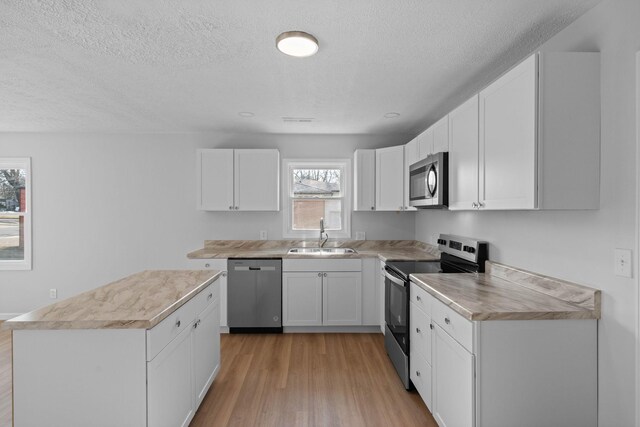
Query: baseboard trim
284 325 381 333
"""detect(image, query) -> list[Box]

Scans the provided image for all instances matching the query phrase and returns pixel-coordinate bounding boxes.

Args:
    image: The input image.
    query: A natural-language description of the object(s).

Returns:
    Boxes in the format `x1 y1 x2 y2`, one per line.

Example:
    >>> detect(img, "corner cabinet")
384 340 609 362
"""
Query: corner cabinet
282 259 362 327
197 148 280 211
449 52 600 211
409 282 597 427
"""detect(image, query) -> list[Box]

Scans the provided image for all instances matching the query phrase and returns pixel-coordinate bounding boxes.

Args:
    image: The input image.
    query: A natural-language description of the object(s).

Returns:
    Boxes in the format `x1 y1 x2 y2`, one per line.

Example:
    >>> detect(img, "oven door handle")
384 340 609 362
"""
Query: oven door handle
384 270 407 287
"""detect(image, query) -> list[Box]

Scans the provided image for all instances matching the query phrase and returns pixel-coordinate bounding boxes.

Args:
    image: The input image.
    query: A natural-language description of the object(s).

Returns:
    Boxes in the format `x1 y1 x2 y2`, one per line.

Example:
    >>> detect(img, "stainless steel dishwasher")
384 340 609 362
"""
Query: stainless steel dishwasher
227 259 282 333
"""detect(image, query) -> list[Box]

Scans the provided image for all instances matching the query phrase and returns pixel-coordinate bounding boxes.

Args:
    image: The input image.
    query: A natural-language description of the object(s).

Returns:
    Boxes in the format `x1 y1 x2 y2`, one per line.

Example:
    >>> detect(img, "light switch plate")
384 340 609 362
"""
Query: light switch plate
614 248 632 278
259 230 268 240
49 288 57 299
355 231 366 240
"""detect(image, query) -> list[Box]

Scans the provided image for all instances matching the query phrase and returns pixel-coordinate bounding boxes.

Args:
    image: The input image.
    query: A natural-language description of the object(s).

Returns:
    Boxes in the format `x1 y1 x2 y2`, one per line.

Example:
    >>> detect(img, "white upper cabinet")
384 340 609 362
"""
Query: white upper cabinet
403 138 419 211
353 149 376 211
449 52 600 210
197 149 280 211
417 126 434 160
448 95 480 210
375 145 405 211
432 115 449 154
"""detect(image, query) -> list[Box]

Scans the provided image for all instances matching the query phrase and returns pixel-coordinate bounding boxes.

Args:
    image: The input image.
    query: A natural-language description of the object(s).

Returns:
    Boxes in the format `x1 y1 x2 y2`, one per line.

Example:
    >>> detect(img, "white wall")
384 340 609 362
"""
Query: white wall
0 132 415 316
415 1 640 425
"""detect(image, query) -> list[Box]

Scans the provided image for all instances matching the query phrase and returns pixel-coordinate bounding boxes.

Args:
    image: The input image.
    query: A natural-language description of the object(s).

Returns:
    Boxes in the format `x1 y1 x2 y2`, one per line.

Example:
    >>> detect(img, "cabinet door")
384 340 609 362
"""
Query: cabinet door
282 272 323 326
403 139 419 211
432 115 449 153
148 325 194 427
198 149 234 211
448 95 479 211
432 324 474 427
323 272 362 326
375 145 405 211
234 149 280 211
479 54 537 210
193 297 220 407
417 127 434 160
361 258 378 325
187 259 228 328
379 260 386 334
353 149 376 211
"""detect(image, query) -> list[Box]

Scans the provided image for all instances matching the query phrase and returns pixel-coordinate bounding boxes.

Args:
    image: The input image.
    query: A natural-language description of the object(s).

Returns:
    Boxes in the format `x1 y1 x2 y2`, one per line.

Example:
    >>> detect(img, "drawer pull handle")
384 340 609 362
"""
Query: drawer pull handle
416 295 421 301
193 319 201 329
222 272 227 277
416 371 421 377
430 323 434 330
444 317 450 325
208 293 213 300
415 327 421 333
175 319 181 328
204 263 210 268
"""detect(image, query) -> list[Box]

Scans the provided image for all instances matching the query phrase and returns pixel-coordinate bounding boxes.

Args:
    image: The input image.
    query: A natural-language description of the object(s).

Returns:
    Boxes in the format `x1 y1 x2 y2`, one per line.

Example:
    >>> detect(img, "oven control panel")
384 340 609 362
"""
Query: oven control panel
437 234 488 264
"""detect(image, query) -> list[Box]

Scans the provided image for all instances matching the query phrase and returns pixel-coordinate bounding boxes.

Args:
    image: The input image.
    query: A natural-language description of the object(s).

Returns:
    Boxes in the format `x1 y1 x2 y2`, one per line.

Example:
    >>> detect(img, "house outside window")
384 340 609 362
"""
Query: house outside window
283 160 351 239
0 158 31 270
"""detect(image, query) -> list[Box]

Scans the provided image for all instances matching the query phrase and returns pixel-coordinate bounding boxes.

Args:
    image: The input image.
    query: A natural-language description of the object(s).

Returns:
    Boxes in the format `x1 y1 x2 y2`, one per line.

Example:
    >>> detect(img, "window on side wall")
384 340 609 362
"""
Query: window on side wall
0 158 31 270
283 160 351 239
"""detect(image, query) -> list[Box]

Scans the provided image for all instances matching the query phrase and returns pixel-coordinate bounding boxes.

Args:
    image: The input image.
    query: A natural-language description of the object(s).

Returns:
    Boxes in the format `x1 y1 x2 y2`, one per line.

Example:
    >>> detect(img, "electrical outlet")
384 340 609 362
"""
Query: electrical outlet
259 230 268 240
355 231 366 240
614 249 632 278
49 288 57 299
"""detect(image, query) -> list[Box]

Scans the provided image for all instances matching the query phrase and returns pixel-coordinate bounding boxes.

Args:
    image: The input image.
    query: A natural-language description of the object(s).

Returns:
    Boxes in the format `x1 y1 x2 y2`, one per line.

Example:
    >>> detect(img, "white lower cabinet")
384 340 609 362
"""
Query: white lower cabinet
187 259 228 328
409 282 597 427
147 281 221 427
282 259 362 327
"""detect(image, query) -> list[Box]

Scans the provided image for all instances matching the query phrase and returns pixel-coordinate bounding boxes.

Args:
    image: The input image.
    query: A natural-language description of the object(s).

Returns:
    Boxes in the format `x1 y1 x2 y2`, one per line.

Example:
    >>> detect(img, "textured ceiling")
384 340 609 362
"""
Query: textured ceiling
0 0 599 135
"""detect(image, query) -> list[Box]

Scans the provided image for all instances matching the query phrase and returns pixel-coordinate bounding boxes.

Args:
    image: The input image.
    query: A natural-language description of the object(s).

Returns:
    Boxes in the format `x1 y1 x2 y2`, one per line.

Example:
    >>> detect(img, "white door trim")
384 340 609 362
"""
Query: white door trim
635 50 640 427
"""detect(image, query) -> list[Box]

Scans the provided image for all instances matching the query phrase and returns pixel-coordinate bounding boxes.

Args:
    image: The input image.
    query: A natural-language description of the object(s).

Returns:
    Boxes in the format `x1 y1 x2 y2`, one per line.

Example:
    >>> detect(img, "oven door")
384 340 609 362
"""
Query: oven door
384 268 409 354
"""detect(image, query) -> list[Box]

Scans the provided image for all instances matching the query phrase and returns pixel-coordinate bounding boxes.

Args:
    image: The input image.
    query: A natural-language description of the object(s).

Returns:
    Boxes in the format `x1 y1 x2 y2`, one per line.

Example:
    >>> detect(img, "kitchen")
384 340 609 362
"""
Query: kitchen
0 1 639 426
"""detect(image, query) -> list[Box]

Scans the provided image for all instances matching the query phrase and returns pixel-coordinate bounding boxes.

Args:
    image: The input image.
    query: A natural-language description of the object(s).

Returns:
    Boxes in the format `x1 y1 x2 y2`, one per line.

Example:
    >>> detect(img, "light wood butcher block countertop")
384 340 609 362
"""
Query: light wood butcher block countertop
187 239 440 262
3 270 221 330
411 261 601 321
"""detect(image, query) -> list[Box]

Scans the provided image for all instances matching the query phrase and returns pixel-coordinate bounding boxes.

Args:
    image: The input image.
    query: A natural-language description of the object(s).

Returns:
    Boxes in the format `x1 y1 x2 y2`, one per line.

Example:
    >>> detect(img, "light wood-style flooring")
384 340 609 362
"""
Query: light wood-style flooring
191 333 435 427
0 330 435 427
0 323 12 427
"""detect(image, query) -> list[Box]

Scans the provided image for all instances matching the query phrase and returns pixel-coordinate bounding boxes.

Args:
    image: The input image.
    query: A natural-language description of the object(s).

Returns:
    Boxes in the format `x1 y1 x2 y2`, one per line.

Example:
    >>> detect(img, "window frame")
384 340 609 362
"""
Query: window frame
0 157 32 270
282 159 351 239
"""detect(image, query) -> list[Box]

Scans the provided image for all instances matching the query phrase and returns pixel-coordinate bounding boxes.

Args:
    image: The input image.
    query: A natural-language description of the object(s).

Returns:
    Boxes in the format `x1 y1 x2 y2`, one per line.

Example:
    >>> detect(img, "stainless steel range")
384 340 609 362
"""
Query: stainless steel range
383 234 488 389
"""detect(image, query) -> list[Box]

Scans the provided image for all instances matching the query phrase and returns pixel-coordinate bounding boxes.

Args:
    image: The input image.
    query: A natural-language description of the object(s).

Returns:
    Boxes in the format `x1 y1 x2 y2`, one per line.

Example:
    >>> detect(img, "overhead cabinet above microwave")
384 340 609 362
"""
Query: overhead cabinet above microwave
197 149 280 211
448 52 600 210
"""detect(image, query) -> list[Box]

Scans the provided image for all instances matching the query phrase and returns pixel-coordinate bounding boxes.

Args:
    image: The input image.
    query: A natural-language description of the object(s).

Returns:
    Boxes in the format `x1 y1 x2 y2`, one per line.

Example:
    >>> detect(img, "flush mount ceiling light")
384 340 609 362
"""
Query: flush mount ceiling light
276 31 319 58
384 112 401 119
238 112 255 118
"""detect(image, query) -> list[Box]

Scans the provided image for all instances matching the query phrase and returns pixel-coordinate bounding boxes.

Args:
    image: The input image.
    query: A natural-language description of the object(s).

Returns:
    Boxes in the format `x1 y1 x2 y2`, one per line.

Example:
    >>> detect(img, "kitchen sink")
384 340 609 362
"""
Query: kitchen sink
287 247 357 255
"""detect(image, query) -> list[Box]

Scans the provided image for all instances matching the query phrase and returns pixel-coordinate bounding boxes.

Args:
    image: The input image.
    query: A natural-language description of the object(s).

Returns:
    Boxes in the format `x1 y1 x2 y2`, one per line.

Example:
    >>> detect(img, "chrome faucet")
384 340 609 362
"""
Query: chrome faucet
319 217 328 247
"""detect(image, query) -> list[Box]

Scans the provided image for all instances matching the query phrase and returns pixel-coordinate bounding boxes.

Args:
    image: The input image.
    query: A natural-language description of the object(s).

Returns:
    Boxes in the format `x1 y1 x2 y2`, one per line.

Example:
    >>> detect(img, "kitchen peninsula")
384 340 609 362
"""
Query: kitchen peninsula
4 270 221 427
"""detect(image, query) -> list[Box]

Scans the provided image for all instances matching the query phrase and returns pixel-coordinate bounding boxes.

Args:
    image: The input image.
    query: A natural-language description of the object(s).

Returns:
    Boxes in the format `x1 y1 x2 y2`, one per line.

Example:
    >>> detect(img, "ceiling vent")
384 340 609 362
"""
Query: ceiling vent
282 117 315 123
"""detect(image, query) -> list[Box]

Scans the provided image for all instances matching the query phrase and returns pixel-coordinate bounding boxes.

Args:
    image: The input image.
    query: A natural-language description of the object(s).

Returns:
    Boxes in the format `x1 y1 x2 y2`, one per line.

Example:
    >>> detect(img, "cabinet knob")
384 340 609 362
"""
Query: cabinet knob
371 206 375 210
429 323 434 330
222 271 227 277
318 272 322 277
416 295 421 301
323 273 327 277
444 317 451 325
416 327 421 333
208 293 213 300
229 206 233 210
478 202 485 208
204 263 210 268
234 206 239 210
175 319 181 328
193 321 198 329
472 202 478 208
416 371 421 377
399 206 403 210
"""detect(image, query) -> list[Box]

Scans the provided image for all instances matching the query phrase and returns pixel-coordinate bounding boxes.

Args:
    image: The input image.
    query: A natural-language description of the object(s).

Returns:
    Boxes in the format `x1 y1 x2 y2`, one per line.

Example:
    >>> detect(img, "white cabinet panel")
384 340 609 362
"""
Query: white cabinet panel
417 126 434 160
198 149 279 211
234 149 280 211
187 259 227 327
193 297 220 406
354 149 376 211
379 260 386 334
283 272 323 326
361 258 378 325
448 95 479 211
323 272 362 326
432 115 449 153
432 323 474 427
198 149 234 211
479 54 537 210
375 145 405 211
403 139 419 211
147 325 194 427
410 350 433 412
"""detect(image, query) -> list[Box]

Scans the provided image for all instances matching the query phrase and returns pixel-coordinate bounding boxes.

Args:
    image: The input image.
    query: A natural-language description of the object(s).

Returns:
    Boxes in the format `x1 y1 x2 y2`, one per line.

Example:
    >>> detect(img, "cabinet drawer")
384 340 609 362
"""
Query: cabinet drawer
283 258 362 272
410 350 432 411
410 302 432 364
147 297 199 362
192 281 219 316
432 298 473 352
410 282 432 317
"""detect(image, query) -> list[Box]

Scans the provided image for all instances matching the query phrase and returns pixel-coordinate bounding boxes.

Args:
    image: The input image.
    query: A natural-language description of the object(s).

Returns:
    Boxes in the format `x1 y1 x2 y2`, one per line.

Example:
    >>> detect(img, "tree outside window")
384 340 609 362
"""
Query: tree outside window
0 158 31 270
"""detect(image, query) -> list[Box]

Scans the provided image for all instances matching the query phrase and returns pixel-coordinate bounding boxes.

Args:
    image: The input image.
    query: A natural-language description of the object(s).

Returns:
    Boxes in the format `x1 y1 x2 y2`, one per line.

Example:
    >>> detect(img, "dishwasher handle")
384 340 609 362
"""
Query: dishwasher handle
232 265 277 271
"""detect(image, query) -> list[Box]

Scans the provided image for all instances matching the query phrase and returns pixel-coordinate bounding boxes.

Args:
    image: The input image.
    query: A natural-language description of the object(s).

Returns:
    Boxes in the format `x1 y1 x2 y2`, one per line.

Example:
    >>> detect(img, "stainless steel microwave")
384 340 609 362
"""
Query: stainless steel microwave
409 152 448 209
